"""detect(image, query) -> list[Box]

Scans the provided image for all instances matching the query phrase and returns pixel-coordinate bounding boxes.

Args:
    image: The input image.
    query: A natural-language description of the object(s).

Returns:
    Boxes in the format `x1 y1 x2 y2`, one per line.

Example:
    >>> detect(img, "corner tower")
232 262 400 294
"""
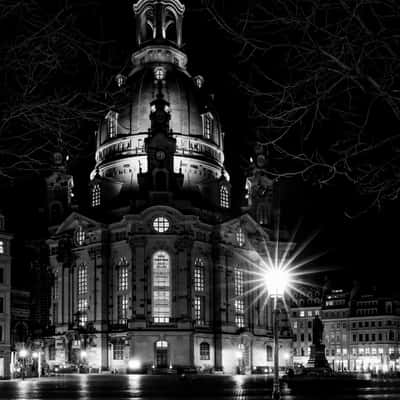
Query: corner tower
90 0 231 214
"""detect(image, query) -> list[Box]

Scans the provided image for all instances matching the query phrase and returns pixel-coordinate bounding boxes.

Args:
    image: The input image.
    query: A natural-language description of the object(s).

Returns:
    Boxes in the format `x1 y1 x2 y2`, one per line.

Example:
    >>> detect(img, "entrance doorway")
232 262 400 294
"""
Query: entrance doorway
155 340 168 368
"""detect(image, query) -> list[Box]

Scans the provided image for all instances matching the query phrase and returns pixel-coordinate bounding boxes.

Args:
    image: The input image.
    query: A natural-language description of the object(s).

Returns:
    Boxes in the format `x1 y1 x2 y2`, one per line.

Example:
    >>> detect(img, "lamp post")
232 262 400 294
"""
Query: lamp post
19 348 28 380
32 352 41 378
265 267 290 400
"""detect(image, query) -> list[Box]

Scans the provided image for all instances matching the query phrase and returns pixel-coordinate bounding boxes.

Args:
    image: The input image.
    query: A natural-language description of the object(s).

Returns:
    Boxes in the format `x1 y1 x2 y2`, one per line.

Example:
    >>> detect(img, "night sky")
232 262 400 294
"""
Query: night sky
2 0 399 292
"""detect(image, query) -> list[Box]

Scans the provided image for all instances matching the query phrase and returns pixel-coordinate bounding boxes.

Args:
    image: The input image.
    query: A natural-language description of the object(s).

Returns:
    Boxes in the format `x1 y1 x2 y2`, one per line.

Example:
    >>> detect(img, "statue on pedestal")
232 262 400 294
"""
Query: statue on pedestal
306 315 331 372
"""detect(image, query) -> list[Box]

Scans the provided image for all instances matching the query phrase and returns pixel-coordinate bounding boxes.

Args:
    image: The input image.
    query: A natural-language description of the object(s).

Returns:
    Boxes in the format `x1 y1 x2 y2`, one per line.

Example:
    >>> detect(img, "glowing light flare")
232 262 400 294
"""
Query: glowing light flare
128 359 142 370
264 266 291 298
19 349 28 358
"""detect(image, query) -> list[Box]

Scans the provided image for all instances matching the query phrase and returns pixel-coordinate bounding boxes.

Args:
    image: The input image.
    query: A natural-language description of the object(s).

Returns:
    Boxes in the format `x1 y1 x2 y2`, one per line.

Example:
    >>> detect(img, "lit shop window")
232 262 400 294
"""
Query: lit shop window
219 185 230 208
153 216 170 233
152 251 171 324
92 184 101 207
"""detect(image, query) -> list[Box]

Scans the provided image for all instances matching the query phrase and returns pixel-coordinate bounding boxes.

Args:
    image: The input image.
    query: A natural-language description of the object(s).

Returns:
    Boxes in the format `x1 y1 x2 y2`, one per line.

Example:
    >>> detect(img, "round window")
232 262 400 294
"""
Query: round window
153 216 170 233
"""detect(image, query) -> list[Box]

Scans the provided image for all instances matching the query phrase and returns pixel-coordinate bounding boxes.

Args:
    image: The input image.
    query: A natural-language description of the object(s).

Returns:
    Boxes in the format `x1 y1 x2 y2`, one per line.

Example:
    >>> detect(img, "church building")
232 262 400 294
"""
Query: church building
44 0 292 374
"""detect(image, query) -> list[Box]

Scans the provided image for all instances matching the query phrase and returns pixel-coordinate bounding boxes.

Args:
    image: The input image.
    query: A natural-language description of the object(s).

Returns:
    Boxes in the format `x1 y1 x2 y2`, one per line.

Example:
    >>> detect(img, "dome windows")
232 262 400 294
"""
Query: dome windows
91 184 101 207
202 114 213 140
106 111 118 139
194 75 204 89
115 74 126 88
219 185 230 209
153 216 170 233
154 66 166 81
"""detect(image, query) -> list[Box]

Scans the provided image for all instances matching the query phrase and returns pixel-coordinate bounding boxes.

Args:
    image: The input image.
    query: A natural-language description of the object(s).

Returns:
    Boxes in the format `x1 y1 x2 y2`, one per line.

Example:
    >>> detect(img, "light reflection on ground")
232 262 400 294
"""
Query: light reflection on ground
2 374 400 399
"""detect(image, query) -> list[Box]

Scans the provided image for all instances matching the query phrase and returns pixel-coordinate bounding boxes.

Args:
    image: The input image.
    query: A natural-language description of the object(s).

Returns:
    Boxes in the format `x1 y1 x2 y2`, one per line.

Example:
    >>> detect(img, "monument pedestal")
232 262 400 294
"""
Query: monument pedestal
306 344 331 371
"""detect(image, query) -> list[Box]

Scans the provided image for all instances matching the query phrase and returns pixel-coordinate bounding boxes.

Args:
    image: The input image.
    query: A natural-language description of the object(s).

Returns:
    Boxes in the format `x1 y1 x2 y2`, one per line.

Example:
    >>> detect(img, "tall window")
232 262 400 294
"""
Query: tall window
203 115 212 139
118 258 129 291
92 184 101 207
152 251 171 324
220 185 230 208
107 111 118 138
113 341 124 360
195 296 205 325
194 258 205 292
234 267 245 328
0 240 4 254
75 226 85 246
0 324 3 342
48 341 56 360
53 273 59 300
0 297 4 313
200 342 210 360
77 264 88 326
117 295 128 325
0 268 3 284
236 228 245 247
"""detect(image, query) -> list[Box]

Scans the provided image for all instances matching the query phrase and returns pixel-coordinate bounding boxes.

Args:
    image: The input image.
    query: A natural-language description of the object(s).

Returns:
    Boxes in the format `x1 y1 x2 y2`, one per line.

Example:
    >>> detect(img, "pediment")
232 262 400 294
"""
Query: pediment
55 212 105 235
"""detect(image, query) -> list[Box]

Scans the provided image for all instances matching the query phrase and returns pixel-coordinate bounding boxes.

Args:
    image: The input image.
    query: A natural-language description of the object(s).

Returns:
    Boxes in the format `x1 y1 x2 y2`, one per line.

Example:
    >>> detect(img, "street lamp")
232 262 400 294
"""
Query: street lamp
264 266 291 400
19 349 28 380
32 352 42 378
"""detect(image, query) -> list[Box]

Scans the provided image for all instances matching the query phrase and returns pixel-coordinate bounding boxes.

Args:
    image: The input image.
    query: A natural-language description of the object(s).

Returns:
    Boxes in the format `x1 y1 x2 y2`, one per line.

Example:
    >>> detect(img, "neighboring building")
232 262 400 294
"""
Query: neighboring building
290 286 400 372
43 0 292 374
290 286 322 366
0 213 12 379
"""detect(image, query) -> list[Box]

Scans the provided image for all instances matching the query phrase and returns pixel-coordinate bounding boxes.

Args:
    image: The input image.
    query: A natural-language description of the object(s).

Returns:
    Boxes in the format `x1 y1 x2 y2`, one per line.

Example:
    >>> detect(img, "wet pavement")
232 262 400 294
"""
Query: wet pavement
1 374 400 399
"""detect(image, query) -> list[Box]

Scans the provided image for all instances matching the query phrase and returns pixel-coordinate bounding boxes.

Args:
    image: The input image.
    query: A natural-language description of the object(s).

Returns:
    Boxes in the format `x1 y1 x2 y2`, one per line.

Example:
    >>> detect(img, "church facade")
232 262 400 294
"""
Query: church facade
44 0 292 374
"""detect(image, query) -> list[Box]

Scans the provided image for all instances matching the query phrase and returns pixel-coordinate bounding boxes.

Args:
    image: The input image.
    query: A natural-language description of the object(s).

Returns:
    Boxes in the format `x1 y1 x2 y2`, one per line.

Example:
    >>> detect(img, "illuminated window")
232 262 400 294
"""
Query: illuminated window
236 228 245 247
77 298 88 326
0 240 4 254
235 267 245 328
75 226 85 246
220 185 230 208
194 75 204 89
195 296 205 325
153 216 170 233
200 342 210 360
78 264 88 296
0 297 3 313
156 340 168 349
203 115 212 139
92 184 101 207
113 341 124 360
152 251 171 324
118 295 128 324
107 111 118 138
300 311 305 317
118 257 129 291
194 258 205 292
154 67 166 81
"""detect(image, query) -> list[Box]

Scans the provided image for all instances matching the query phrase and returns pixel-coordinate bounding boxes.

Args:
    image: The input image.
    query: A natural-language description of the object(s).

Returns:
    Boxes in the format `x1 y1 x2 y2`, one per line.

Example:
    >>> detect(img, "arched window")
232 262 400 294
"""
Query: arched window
155 340 169 368
200 342 210 360
194 258 205 292
77 263 88 326
117 257 129 291
164 9 177 42
152 251 171 324
75 226 85 246
106 111 118 138
203 115 213 139
234 267 245 328
236 228 245 247
220 185 230 209
92 184 101 207
266 345 273 362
